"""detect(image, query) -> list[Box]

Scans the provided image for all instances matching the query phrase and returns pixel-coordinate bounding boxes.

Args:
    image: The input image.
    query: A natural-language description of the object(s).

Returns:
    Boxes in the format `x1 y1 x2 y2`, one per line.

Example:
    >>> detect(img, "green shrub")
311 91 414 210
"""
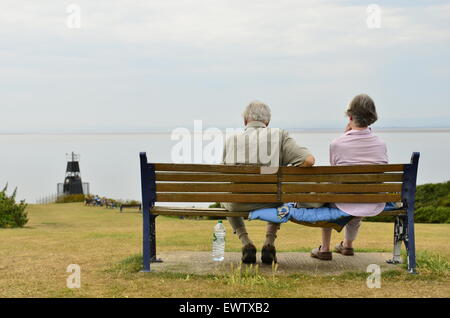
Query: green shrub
415 181 450 209
56 194 85 203
438 193 450 207
415 206 450 224
204 202 224 220
124 199 140 205
367 181 450 224
0 184 28 228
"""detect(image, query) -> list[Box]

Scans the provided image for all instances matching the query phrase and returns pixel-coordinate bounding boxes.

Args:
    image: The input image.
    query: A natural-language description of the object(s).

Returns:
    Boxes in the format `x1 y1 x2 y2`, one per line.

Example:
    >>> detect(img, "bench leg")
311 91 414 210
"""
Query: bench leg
405 207 417 274
150 215 163 263
400 152 419 274
387 216 405 265
142 209 152 272
140 153 158 272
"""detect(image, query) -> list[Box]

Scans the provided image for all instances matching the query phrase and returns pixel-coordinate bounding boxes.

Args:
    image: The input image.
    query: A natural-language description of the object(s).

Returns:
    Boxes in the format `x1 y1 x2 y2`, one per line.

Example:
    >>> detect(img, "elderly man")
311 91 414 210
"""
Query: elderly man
221 101 315 264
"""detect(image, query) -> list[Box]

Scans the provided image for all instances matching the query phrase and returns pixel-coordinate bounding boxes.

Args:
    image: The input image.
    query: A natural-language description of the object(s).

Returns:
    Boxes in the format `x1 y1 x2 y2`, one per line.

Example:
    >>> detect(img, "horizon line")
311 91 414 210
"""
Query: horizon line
1 126 450 135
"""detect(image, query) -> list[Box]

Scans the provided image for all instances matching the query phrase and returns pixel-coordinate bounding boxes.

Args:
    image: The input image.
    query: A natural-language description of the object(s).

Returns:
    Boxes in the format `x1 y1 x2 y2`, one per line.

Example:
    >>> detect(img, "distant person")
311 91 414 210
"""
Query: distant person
311 93 388 260
221 101 315 264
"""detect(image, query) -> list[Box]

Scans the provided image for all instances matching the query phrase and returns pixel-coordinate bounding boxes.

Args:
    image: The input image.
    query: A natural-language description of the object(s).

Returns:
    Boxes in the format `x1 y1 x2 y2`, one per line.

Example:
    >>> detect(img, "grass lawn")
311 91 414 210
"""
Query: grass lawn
0 203 449 298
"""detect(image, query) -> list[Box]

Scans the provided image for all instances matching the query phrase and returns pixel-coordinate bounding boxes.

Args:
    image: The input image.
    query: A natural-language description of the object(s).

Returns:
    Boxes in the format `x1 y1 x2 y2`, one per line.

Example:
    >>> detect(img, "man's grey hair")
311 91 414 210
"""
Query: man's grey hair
242 100 271 124
346 94 378 127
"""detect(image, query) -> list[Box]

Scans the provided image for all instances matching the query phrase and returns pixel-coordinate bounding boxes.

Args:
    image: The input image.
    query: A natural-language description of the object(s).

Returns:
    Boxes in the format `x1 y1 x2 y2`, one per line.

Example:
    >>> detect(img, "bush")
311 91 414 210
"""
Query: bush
124 200 141 205
415 181 450 209
56 194 85 203
438 193 450 207
415 206 450 224
367 181 450 224
0 184 28 228
204 202 225 220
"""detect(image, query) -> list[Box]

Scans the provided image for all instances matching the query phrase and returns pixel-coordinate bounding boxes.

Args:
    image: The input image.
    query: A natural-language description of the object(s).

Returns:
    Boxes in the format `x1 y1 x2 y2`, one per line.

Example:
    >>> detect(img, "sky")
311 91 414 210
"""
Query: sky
1 0 450 133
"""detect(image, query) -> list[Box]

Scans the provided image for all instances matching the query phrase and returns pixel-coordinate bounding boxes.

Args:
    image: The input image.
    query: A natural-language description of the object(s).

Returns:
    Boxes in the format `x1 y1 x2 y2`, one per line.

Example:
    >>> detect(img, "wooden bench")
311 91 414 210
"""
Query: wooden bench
139 152 420 273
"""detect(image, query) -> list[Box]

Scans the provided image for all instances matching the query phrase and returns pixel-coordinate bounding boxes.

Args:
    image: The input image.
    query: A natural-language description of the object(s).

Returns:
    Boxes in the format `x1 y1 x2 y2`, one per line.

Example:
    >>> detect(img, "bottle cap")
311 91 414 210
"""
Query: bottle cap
218 220 222 223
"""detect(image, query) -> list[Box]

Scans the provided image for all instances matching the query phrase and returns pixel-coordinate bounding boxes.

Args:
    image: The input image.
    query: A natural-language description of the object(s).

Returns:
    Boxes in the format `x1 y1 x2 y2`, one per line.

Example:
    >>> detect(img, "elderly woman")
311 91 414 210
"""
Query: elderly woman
311 93 388 260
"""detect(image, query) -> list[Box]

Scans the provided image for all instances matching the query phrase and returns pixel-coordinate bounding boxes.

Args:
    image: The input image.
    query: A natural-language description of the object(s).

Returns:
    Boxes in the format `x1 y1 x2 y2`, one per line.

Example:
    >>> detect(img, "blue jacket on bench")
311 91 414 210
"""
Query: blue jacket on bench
248 202 400 231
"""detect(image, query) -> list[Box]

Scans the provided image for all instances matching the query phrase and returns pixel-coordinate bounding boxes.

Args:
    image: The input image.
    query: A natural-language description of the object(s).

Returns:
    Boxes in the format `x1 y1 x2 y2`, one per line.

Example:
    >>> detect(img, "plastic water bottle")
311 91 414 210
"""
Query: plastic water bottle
212 220 226 261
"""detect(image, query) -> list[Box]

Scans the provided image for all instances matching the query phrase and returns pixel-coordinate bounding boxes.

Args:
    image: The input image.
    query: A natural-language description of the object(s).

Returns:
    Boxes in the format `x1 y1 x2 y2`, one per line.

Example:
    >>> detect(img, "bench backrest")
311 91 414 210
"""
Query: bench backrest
140 152 420 207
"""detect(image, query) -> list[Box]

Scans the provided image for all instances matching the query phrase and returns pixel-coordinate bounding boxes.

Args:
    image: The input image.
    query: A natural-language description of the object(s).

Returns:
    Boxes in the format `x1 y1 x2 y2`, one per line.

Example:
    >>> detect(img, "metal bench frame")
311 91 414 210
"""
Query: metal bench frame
139 152 420 273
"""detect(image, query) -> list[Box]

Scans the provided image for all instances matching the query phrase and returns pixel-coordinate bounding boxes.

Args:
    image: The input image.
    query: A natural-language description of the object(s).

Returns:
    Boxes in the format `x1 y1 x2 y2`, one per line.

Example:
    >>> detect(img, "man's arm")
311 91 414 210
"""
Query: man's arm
300 154 315 167
281 130 315 167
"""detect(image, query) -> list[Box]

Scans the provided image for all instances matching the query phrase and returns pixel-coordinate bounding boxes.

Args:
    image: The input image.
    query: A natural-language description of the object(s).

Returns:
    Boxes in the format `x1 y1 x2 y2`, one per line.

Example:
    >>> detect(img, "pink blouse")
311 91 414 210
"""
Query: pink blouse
330 128 388 217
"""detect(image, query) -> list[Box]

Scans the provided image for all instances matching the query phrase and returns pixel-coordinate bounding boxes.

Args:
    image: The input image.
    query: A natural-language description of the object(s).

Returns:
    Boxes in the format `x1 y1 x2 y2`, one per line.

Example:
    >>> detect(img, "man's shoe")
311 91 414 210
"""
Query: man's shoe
334 241 354 256
242 243 257 264
310 246 332 261
261 244 277 264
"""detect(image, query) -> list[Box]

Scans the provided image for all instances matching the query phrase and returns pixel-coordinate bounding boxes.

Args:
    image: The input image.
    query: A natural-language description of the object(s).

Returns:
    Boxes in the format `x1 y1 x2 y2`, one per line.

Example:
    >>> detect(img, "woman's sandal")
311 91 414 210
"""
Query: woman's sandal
334 241 354 256
310 246 332 261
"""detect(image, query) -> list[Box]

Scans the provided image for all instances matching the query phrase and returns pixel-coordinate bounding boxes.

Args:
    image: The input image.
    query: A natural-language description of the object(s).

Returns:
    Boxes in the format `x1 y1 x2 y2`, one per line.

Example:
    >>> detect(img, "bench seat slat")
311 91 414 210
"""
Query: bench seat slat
379 210 406 216
156 173 403 183
282 183 402 193
151 206 249 217
155 193 401 203
282 173 403 183
150 206 406 217
282 193 401 203
154 163 261 174
281 164 405 174
156 183 402 193
156 193 280 203
156 172 278 183
153 163 405 175
156 183 278 193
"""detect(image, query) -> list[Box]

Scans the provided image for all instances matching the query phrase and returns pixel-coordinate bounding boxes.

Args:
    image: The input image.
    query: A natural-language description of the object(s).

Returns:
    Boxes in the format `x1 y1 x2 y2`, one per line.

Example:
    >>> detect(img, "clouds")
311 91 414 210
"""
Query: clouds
3 1 448 57
0 0 449 132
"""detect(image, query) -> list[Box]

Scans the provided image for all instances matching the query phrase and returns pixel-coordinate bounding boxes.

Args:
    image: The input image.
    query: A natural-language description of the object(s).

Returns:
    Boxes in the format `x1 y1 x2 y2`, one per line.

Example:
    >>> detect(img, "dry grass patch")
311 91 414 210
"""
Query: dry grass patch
0 203 449 298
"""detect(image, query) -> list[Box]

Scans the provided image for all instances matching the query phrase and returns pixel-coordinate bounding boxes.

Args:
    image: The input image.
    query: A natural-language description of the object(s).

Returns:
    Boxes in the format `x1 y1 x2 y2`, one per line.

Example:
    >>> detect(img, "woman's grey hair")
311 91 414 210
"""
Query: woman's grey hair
242 101 271 124
346 94 378 127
